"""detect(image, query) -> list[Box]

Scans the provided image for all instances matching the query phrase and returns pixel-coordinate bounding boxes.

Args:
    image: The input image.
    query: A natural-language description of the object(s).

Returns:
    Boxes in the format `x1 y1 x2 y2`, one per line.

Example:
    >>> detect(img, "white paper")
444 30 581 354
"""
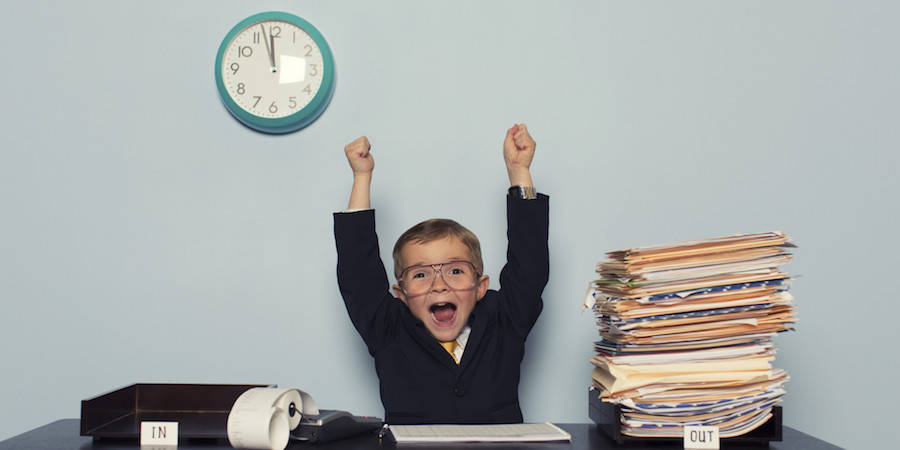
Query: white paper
388 422 571 443
279 55 306 84
583 284 598 310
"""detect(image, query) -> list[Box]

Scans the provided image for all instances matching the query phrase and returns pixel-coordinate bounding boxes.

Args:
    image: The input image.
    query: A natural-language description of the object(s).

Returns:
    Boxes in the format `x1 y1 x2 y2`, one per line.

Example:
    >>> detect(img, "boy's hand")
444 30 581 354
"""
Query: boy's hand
345 136 374 175
345 136 373 210
503 124 535 186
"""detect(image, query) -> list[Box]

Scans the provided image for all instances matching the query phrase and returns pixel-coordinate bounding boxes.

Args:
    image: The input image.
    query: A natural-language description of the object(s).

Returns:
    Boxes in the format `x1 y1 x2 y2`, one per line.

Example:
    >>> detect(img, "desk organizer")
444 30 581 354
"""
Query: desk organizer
80 383 269 439
589 389 782 445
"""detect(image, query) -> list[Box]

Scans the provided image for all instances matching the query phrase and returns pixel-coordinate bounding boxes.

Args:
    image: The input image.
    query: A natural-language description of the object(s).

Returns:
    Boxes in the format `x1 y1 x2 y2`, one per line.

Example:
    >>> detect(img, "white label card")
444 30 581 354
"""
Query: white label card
684 425 719 449
140 421 178 446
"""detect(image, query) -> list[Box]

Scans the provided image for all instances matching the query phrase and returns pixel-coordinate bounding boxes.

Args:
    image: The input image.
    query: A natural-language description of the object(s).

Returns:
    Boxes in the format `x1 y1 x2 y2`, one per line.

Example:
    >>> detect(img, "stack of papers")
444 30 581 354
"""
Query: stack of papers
587 231 796 438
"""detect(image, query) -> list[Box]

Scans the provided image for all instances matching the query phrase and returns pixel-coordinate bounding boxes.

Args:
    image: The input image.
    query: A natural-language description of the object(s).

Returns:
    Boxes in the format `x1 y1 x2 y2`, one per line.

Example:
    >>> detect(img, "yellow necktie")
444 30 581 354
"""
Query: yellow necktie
440 340 459 364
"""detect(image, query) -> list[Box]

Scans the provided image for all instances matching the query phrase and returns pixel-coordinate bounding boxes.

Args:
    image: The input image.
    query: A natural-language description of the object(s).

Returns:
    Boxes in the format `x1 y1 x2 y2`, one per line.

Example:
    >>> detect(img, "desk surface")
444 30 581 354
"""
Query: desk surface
0 419 840 450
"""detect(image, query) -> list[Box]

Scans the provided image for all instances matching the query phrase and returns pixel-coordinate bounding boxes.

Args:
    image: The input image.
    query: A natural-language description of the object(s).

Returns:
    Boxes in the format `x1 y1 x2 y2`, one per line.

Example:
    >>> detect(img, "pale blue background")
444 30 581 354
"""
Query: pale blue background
1 1 897 448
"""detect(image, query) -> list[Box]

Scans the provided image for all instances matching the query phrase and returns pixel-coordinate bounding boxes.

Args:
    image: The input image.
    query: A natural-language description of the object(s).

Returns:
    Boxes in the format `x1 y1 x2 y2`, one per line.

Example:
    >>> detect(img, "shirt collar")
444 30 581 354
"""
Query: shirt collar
456 325 472 351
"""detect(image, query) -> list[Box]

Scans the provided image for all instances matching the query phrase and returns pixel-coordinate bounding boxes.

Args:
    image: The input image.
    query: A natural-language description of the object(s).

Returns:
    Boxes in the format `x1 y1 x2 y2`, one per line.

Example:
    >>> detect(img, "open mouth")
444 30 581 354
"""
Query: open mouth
429 302 457 326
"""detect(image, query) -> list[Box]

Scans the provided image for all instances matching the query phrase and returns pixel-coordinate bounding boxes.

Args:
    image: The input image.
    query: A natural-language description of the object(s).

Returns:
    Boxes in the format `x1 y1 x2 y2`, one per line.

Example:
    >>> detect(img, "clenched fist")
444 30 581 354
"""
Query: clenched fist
503 124 535 185
344 136 374 175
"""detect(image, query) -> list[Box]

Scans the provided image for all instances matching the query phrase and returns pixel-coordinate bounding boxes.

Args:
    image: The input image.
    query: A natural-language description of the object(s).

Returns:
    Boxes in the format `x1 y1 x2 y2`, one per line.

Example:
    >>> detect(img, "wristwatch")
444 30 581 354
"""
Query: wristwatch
508 185 537 200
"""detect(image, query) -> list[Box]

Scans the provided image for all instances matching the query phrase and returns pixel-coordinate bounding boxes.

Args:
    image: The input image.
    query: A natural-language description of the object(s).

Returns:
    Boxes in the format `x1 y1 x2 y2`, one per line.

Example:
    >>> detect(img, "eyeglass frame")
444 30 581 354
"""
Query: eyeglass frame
397 260 482 295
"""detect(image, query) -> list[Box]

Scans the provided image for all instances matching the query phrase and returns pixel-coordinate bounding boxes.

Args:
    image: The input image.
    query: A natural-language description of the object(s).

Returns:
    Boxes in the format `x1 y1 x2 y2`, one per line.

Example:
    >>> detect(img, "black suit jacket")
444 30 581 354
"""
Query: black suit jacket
333 194 549 424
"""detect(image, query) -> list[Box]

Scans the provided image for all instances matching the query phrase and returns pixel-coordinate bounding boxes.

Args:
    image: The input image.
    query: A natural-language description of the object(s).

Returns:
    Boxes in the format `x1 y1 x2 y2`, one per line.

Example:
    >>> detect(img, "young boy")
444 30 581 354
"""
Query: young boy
333 125 549 424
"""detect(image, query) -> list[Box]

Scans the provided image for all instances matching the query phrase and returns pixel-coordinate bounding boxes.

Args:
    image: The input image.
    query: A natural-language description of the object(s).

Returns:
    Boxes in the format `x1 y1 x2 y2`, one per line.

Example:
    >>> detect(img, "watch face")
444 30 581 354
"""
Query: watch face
215 12 335 134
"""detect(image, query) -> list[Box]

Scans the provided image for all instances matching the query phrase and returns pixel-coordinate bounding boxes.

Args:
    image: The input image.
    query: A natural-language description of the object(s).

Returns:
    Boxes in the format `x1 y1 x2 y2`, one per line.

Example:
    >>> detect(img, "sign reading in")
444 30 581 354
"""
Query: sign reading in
140 421 178 446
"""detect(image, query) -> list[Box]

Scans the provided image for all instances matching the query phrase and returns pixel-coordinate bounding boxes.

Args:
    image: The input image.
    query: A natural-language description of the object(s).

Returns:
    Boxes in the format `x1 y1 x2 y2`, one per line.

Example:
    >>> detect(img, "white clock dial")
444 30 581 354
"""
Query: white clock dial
221 20 325 119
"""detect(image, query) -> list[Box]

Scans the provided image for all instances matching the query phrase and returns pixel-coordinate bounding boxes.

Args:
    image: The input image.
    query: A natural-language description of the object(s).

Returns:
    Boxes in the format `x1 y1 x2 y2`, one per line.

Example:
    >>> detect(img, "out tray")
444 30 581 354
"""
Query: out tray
588 388 782 445
80 383 270 439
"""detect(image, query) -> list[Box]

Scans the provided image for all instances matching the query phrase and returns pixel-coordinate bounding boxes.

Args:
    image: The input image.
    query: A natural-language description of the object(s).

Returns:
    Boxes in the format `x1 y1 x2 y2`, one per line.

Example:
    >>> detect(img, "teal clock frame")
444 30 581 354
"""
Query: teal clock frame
215 11 335 134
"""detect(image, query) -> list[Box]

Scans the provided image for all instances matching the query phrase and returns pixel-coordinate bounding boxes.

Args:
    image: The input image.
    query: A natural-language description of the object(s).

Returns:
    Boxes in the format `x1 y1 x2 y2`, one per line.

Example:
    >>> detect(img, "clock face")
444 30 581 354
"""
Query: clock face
215 12 335 133
221 21 324 119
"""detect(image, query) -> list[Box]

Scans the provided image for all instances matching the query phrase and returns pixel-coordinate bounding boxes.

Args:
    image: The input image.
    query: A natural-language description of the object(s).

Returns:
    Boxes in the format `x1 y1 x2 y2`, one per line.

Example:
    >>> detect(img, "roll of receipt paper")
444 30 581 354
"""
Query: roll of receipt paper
227 387 319 450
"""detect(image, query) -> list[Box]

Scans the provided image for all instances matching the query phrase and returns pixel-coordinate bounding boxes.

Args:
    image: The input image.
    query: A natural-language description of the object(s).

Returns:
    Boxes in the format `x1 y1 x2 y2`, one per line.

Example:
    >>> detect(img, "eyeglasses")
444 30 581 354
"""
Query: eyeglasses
398 261 480 296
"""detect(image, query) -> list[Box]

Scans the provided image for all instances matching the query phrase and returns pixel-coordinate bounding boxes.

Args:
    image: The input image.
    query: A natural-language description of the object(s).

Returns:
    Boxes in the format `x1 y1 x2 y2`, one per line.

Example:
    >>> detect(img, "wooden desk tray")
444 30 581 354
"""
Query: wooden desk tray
80 383 270 439
588 388 782 445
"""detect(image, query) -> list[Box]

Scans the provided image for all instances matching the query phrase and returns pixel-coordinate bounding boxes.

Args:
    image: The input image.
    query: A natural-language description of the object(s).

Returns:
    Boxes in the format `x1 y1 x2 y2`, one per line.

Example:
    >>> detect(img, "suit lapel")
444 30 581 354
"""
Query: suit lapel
404 310 460 369
458 303 488 371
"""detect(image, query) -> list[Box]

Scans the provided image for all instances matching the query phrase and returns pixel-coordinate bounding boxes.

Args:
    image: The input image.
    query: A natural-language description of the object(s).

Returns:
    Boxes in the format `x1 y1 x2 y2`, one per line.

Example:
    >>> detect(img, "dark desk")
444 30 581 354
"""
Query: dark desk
0 420 840 450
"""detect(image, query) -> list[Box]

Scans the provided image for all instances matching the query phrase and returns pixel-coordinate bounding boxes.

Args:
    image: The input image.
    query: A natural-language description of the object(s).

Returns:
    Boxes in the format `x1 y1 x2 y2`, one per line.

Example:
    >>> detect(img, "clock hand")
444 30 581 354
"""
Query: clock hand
270 32 277 72
259 24 275 73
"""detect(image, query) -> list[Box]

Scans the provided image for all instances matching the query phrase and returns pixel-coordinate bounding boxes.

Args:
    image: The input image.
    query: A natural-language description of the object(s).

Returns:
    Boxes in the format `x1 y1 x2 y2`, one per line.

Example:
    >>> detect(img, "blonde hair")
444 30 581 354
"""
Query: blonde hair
392 219 483 278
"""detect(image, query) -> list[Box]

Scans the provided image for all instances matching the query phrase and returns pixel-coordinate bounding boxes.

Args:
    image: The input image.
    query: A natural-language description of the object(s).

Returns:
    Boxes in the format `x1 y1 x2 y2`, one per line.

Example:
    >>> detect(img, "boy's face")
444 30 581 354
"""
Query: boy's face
392 236 489 342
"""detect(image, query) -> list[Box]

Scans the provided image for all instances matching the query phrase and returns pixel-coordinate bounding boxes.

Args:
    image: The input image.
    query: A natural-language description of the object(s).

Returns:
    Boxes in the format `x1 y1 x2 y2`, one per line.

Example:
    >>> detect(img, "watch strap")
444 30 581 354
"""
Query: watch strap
508 185 537 199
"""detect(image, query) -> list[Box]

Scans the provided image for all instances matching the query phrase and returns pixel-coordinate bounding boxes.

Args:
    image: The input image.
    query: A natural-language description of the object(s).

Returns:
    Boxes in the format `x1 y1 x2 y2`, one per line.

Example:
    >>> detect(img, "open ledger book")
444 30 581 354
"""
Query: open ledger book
387 423 571 443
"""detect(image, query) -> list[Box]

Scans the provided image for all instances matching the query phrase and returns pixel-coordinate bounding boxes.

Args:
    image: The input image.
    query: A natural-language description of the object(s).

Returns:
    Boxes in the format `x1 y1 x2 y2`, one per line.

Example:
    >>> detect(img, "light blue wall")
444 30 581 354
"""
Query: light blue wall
1 1 897 448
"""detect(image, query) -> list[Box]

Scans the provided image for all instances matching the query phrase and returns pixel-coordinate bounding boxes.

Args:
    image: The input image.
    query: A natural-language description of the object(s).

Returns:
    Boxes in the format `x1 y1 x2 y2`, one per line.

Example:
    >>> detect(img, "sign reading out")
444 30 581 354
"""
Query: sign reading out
683 425 719 449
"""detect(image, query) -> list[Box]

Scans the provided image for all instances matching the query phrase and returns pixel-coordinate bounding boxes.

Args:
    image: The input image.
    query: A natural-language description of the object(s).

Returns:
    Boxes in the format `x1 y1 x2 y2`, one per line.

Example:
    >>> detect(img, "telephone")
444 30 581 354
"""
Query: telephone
291 409 383 443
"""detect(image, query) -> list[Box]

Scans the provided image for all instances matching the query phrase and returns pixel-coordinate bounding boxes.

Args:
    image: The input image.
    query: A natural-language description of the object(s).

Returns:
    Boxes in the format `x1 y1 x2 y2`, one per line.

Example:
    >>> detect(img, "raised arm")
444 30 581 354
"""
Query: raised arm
336 135 397 352
345 136 374 210
499 124 549 337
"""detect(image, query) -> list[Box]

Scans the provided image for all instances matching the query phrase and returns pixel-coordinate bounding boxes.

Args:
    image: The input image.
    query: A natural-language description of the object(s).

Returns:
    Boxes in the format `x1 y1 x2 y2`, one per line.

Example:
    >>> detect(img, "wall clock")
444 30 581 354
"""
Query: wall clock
215 12 335 134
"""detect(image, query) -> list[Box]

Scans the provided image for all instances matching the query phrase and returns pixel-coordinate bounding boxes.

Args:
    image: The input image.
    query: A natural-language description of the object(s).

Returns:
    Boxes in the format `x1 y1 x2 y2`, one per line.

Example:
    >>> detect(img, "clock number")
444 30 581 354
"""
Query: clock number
269 101 278 113
237 83 245 95
289 97 297 109
253 96 262 107
303 84 312 95
253 32 260 44
293 31 296 44
239 46 253 57
304 44 313 57
270 26 282 38
309 64 318 76
230 63 239 75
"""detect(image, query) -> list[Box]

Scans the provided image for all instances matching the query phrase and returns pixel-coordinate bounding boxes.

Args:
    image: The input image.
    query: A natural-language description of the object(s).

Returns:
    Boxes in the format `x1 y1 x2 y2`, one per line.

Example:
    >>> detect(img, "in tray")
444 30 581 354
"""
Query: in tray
80 383 270 439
